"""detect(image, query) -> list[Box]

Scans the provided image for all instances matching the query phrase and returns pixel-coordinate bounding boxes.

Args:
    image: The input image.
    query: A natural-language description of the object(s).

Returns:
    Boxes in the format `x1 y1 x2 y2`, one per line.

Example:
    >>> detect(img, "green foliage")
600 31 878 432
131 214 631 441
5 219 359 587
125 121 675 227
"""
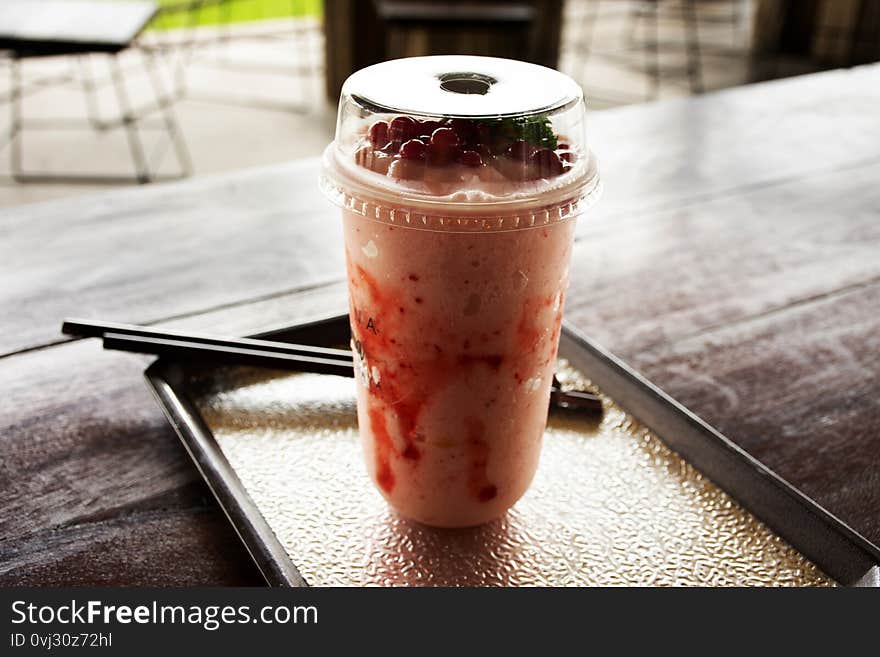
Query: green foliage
492 115 558 150
149 0 322 31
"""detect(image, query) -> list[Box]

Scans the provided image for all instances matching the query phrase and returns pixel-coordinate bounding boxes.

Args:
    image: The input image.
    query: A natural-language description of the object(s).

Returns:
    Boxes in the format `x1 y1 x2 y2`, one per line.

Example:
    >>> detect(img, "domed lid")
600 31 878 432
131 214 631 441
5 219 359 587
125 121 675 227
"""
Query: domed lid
321 56 600 230
345 55 583 119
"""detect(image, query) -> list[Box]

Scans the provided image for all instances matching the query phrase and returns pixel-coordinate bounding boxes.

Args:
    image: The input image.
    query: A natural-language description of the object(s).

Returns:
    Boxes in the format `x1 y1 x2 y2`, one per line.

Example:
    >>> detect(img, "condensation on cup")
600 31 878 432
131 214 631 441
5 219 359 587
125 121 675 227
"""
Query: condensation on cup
320 56 601 527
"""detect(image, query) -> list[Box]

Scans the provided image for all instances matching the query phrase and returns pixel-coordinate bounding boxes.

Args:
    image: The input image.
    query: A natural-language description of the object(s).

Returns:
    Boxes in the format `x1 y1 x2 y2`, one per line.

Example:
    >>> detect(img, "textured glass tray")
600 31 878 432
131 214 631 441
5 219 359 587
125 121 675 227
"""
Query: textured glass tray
145 314 880 587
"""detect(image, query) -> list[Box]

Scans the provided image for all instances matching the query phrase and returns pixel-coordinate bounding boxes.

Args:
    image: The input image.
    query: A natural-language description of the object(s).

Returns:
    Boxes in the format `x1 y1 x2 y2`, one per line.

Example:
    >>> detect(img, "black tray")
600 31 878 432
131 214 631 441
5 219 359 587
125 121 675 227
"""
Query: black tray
144 313 880 587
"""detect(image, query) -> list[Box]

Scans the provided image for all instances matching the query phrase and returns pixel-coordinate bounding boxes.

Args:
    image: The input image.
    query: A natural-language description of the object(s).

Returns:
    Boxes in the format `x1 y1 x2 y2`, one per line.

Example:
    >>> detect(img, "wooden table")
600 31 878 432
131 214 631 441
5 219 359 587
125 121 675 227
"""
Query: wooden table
2 65 879 585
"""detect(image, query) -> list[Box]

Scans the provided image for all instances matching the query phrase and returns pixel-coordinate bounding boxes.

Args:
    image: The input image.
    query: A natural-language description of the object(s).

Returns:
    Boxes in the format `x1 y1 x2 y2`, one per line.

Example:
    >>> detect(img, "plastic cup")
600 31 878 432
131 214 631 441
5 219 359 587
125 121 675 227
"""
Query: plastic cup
321 56 600 527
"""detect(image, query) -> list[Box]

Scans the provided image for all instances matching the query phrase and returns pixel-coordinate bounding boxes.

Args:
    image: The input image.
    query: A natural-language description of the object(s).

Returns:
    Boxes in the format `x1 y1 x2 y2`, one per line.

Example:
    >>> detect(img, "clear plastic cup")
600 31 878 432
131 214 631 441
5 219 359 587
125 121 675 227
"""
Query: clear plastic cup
321 56 600 527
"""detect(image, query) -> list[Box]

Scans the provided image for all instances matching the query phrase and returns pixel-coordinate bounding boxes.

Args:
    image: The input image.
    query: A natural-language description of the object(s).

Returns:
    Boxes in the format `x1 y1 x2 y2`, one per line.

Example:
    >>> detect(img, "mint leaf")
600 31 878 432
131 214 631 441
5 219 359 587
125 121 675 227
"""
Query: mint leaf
492 116 558 150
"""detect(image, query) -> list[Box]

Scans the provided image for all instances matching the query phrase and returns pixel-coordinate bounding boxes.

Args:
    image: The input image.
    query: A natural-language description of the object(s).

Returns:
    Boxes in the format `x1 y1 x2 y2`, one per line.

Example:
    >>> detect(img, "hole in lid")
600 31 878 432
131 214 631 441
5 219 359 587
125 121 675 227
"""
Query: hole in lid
438 72 496 95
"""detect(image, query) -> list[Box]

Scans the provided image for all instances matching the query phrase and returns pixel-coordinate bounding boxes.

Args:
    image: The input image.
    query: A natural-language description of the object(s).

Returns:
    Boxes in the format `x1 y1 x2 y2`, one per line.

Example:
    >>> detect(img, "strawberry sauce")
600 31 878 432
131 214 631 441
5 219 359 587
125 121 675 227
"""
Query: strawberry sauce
342 215 575 528
465 416 497 502
321 55 595 528
368 407 396 493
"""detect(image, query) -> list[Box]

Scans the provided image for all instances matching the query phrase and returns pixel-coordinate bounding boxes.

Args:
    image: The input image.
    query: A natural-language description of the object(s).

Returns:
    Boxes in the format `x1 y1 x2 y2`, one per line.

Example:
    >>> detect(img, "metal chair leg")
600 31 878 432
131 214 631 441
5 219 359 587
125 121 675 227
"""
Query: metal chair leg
168 0 207 100
626 0 642 47
731 0 741 47
9 57 23 180
140 46 193 178
683 0 704 93
646 1 660 100
109 53 150 183
3 48 191 184
78 54 106 130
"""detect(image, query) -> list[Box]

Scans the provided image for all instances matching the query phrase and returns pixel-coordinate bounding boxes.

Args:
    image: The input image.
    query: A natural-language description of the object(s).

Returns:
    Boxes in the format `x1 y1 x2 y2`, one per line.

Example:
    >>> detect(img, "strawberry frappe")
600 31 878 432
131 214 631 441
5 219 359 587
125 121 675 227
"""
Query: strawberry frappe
321 56 600 527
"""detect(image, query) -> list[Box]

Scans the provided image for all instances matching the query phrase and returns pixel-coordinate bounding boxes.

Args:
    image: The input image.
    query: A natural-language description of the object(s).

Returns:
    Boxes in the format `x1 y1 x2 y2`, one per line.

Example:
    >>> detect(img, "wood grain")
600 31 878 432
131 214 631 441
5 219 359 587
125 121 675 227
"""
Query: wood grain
0 340 260 585
625 282 880 543
0 286 350 585
588 64 880 222
1 65 879 584
566 159 880 355
0 160 345 357
3 65 880 357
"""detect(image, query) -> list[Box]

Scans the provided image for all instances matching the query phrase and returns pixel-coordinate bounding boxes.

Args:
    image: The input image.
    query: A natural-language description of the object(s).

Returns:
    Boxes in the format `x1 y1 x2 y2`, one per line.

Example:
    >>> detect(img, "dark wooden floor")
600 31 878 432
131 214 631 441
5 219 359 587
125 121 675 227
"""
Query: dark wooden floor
1 64 878 584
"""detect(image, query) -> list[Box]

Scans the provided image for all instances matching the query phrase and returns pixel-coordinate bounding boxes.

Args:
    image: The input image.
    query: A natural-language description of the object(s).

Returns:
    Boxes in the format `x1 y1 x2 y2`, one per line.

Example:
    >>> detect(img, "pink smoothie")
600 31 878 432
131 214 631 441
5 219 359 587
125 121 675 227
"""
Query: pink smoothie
321 56 598 527
343 210 575 527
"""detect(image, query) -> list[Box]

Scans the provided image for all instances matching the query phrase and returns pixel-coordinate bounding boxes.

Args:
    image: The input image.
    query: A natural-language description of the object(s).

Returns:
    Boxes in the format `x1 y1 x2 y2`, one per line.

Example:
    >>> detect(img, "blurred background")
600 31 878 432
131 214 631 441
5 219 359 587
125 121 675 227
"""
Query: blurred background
1 0 878 207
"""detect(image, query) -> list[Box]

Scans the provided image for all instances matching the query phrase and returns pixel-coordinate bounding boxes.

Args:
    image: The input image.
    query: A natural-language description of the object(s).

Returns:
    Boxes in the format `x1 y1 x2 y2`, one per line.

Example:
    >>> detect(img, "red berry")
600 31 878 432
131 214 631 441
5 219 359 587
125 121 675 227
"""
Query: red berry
425 127 461 166
381 139 402 155
506 139 534 161
389 116 417 143
450 119 478 145
456 150 483 167
399 138 428 160
418 120 443 138
530 148 564 177
430 127 460 151
557 142 576 163
369 121 389 148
